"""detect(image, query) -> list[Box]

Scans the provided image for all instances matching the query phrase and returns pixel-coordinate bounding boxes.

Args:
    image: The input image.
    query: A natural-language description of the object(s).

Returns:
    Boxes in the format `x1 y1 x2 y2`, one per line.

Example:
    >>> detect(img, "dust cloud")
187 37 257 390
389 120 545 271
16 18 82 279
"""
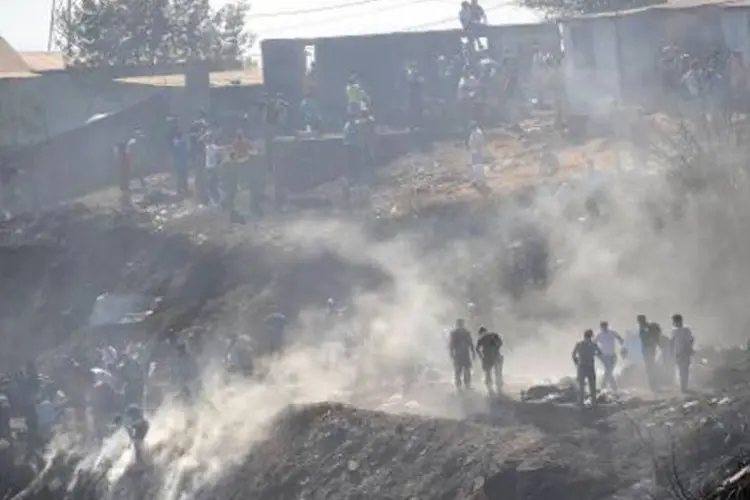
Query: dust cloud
41 122 750 500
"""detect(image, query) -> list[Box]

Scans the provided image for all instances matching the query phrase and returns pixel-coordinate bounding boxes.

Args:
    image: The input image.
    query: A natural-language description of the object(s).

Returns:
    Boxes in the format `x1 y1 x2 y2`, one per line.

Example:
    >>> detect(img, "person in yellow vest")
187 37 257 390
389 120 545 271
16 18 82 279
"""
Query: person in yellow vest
346 73 369 116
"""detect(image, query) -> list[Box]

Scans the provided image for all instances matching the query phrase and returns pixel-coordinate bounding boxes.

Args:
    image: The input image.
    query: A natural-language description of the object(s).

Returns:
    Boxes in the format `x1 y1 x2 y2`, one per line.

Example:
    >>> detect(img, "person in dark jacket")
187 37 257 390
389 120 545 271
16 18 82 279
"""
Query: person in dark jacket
638 314 660 391
476 327 503 394
449 319 475 390
572 329 602 407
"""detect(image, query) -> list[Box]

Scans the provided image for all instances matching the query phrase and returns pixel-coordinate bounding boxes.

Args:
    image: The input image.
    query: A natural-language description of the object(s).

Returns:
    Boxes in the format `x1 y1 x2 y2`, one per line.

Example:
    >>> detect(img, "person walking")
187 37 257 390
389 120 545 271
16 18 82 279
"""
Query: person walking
671 314 695 394
638 314 660 391
595 321 624 392
572 329 602 407
449 319 475 390
476 327 503 394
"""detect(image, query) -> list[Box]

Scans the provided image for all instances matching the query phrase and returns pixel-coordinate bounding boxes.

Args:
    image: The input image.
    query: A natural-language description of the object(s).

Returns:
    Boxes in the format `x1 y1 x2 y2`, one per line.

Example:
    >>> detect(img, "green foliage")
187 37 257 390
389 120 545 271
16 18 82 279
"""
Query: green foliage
55 0 254 67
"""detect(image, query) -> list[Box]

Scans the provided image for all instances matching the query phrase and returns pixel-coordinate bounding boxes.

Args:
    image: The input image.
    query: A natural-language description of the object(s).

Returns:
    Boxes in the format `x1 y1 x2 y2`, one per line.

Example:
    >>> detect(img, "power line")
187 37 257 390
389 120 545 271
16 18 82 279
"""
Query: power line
252 0 383 19
404 0 522 31
259 0 441 37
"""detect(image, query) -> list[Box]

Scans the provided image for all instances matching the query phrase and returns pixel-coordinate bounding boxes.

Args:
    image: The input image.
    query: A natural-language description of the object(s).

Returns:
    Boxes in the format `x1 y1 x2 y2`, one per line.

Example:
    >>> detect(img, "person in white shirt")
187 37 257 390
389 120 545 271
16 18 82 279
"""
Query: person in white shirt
671 313 695 393
468 122 486 184
595 321 624 392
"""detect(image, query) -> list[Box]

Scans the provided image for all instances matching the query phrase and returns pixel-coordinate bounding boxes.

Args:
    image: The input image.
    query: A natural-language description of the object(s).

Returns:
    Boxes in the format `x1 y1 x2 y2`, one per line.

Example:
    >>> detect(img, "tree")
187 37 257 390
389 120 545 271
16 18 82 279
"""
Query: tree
210 1 254 65
523 0 662 18
54 0 253 68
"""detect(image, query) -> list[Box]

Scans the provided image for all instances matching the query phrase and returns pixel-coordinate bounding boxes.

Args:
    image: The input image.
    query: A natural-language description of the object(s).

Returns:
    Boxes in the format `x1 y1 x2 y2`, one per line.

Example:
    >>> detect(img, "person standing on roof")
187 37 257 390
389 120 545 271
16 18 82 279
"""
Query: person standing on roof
476 327 503 394
572 329 602 407
470 0 487 25
595 321 624 392
449 319 475 390
671 314 695 394
638 314 659 391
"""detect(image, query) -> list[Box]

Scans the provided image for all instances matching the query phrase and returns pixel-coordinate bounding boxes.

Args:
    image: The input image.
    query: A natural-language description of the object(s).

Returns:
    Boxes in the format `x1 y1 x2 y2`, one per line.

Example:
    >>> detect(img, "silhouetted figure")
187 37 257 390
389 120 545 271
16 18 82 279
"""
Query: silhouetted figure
638 314 660 391
476 327 503 394
450 319 475 390
671 314 695 393
572 329 602 407
115 405 149 463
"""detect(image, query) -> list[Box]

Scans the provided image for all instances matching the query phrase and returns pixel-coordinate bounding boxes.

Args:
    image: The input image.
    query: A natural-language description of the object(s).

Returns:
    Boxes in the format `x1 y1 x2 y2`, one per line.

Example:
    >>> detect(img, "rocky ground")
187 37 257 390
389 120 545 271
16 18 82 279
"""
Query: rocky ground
3 116 750 500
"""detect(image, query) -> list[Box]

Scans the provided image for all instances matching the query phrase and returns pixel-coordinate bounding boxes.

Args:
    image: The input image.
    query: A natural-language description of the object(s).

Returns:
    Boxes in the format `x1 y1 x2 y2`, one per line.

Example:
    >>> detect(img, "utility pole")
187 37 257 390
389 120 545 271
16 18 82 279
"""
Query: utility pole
47 0 57 51
67 0 73 56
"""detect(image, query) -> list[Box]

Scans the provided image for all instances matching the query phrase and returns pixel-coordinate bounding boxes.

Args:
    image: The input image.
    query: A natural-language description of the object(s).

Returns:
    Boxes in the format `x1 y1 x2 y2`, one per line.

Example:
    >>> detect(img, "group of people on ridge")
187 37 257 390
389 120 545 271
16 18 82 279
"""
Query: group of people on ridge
572 313 696 407
449 319 504 394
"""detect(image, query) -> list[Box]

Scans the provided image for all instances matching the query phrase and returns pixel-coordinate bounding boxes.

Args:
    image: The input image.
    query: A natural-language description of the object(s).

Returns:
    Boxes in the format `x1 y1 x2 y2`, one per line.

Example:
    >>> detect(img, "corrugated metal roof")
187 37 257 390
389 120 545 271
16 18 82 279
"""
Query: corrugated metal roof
116 68 263 88
18 51 66 72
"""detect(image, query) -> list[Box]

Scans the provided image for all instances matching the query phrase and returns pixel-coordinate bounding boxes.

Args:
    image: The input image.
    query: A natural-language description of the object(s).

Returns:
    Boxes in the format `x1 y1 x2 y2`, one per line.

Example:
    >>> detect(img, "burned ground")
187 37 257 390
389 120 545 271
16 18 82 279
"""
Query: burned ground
5 114 750 500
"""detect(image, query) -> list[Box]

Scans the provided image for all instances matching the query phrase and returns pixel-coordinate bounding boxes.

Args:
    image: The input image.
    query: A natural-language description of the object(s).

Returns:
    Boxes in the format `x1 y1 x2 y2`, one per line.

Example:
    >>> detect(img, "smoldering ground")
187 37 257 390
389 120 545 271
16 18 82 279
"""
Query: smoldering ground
36 125 750 500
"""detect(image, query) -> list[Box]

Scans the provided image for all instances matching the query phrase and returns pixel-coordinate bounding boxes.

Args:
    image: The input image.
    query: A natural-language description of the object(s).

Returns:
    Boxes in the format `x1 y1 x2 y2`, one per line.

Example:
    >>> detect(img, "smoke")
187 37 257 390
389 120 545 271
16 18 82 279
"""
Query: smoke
40 113 750 500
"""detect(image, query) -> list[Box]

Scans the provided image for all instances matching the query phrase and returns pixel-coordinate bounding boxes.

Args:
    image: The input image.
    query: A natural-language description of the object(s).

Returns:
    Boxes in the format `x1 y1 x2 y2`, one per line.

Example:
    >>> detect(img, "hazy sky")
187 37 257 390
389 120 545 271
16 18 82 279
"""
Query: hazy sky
1 0 540 54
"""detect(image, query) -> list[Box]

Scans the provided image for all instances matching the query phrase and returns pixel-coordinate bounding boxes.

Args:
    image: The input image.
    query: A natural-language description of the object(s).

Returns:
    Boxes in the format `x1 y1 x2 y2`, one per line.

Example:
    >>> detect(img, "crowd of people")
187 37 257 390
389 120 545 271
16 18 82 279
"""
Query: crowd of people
447 313 696 406
115 107 282 224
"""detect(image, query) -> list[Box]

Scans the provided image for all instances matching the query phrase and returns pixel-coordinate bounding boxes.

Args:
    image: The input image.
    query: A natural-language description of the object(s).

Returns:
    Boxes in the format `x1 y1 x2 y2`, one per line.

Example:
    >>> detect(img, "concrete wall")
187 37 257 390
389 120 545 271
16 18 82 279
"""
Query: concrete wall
262 24 561 130
3 94 170 210
0 71 161 150
273 131 415 194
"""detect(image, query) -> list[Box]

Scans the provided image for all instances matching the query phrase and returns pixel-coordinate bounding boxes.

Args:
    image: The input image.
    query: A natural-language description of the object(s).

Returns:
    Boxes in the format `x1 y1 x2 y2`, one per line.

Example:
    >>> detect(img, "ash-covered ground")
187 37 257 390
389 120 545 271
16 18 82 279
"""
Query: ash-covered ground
4 115 750 500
